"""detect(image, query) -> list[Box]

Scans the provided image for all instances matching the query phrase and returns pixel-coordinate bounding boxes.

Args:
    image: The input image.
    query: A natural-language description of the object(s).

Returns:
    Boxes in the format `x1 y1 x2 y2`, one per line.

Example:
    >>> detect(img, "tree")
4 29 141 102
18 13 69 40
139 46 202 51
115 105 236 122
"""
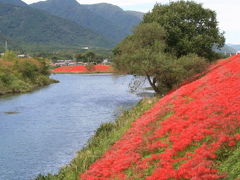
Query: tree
75 51 97 63
114 23 167 94
113 23 208 95
143 1 225 60
84 51 96 63
75 53 85 62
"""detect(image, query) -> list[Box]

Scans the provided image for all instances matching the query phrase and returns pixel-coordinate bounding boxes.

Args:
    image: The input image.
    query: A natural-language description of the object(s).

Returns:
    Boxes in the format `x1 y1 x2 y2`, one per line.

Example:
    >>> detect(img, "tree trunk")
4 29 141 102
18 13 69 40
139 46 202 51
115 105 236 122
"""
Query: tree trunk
146 74 161 94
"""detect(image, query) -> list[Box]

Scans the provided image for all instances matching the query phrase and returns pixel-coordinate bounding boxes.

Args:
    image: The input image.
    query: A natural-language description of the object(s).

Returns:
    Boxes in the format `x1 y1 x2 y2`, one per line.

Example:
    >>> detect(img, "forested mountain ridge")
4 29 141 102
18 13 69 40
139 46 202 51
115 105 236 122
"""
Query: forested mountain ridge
0 2 113 52
0 0 27 6
0 0 144 52
214 44 237 54
228 44 240 51
31 0 143 44
126 10 145 19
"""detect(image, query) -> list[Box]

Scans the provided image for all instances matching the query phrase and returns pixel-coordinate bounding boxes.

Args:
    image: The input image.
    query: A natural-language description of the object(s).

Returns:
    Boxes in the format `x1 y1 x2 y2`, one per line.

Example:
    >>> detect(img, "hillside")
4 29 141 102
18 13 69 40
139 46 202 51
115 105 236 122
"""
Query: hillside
83 3 143 37
126 10 145 19
77 55 240 179
214 44 237 54
36 55 240 180
30 0 143 44
0 33 20 51
0 0 27 6
0 2 112 52
228 44 240 51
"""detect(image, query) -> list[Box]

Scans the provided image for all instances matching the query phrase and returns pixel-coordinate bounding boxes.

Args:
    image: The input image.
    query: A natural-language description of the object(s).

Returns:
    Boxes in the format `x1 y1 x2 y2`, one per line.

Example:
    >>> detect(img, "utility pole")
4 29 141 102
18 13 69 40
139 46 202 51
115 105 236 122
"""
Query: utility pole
5 41 8 52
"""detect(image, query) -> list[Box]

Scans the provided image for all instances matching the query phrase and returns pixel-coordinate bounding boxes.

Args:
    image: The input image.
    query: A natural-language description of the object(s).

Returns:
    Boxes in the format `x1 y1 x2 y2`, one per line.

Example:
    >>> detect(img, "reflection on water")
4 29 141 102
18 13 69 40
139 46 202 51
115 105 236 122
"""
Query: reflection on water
4 112 20 115
0 74 141 180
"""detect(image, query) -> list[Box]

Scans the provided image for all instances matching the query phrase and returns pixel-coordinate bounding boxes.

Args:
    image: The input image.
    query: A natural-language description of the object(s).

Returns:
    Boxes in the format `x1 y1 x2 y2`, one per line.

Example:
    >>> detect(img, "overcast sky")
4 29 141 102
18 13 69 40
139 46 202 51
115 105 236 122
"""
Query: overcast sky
22 0 240 44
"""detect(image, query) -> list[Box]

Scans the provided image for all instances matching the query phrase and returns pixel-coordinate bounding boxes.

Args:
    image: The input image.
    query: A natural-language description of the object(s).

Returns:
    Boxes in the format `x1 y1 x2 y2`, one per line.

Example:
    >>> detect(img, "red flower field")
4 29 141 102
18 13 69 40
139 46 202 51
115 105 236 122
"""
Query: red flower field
53 65 113 73
79 54 240 179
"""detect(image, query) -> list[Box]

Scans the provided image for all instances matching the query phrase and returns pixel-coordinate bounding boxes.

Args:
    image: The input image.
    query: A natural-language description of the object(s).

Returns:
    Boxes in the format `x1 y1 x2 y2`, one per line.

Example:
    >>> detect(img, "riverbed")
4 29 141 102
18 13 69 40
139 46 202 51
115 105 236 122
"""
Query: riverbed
0 74 141 180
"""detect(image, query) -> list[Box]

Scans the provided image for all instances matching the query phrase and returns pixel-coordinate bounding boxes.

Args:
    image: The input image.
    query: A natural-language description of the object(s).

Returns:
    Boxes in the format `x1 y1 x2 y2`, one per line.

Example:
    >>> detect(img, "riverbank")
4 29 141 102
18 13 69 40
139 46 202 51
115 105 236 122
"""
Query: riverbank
38 55 240 179
0 74 140 180
78 55 240 179
0 78 58 96
36 97 158 180
0 51 58 96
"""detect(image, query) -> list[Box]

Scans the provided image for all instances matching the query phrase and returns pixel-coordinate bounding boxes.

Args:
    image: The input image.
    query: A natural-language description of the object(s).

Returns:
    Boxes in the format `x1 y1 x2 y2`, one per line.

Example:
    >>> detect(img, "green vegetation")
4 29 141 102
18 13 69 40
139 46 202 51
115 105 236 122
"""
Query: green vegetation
76 51 96 63
217 144 240 179
215 129 240 179
35 97 158 180
0 51 57 95
114 22 208 95
75 51 111 64
113 1 226 95
143 1 225 60
0 0 145 53
0 2 112 53
31 0 143 44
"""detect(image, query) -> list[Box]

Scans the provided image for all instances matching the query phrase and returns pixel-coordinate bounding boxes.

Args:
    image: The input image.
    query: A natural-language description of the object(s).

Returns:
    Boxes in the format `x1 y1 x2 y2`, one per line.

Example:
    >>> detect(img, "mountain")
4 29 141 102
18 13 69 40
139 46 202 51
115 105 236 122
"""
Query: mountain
228 44 240 51
0 33 20 51
213 44 236 54
30 0 143 44
126 11 145 19
83 3 143 35
0 0 27 6
0 2 112 52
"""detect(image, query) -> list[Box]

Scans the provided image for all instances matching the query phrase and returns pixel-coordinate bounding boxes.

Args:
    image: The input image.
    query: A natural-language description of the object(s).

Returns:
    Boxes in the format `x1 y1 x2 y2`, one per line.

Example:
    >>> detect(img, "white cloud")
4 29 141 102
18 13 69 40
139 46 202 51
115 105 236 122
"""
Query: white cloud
22 0 240 44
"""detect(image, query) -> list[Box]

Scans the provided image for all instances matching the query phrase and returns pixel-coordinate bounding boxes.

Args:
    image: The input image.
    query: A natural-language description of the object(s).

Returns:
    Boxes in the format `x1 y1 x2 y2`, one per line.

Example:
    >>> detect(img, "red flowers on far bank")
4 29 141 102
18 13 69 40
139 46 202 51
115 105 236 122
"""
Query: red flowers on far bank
53 65 113 73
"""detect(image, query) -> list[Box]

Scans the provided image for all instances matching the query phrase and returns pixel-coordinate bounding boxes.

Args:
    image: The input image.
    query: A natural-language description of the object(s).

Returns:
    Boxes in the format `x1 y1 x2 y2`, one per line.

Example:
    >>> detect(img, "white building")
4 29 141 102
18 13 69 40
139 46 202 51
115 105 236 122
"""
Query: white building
17 54 27 58
82 47 89 50
102 59 109 65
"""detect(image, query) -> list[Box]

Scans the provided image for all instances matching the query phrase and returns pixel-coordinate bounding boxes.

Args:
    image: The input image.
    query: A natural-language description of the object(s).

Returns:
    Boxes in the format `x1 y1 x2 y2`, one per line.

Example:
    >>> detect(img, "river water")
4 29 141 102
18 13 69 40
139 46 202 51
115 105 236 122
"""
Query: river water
0 74 141 180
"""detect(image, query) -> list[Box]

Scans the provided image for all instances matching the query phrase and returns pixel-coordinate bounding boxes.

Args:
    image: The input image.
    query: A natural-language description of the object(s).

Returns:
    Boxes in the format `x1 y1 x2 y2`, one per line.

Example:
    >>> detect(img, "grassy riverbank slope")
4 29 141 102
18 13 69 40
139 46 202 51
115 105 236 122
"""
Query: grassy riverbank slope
79 55 240 179
0 52 57 95
37 55 240 180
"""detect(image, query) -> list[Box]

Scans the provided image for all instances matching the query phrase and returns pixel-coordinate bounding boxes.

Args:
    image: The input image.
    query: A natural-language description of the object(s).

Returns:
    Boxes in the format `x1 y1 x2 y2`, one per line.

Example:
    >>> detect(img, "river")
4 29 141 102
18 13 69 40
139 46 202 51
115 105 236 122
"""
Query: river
0 74 141 180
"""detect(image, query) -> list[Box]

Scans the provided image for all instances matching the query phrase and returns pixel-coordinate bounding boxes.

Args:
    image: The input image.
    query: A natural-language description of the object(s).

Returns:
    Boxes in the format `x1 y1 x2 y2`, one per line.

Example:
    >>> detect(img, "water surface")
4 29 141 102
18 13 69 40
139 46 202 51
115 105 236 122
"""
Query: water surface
0 74 140 180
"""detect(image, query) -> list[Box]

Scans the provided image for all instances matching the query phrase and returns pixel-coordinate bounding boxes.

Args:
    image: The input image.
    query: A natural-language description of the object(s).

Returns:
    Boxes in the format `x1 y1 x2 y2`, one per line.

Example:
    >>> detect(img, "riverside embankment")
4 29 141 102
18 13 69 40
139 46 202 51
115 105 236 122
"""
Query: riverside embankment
38 55 240 180
0 56 57 96
78 54 240 179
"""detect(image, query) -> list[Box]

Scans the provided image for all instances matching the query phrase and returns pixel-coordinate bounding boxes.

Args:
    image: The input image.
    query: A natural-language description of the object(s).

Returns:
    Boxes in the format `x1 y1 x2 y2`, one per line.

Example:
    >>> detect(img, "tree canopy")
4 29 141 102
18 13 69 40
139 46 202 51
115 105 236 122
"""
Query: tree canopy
75 51 105 64
113 23 208 94
143 1 225 60
113 1 225 95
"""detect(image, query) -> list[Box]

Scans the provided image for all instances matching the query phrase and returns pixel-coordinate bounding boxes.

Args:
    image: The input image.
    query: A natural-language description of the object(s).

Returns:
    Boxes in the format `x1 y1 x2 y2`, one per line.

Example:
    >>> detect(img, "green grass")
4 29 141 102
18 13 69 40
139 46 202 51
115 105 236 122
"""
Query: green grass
215 129 240 179
36 97 159 180
217 144 240 179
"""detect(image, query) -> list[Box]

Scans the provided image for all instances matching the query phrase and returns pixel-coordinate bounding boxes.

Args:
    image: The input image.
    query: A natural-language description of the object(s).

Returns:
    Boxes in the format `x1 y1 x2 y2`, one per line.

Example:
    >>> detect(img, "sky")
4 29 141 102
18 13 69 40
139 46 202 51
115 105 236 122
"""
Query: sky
22 0 240 44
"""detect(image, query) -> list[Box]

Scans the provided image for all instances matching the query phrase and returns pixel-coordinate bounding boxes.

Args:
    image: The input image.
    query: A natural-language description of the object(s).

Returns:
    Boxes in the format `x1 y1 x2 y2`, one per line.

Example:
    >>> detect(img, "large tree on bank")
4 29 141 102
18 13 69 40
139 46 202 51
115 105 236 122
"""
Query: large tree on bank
113 1 225 95
143 1 225 60
113 23 208 95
